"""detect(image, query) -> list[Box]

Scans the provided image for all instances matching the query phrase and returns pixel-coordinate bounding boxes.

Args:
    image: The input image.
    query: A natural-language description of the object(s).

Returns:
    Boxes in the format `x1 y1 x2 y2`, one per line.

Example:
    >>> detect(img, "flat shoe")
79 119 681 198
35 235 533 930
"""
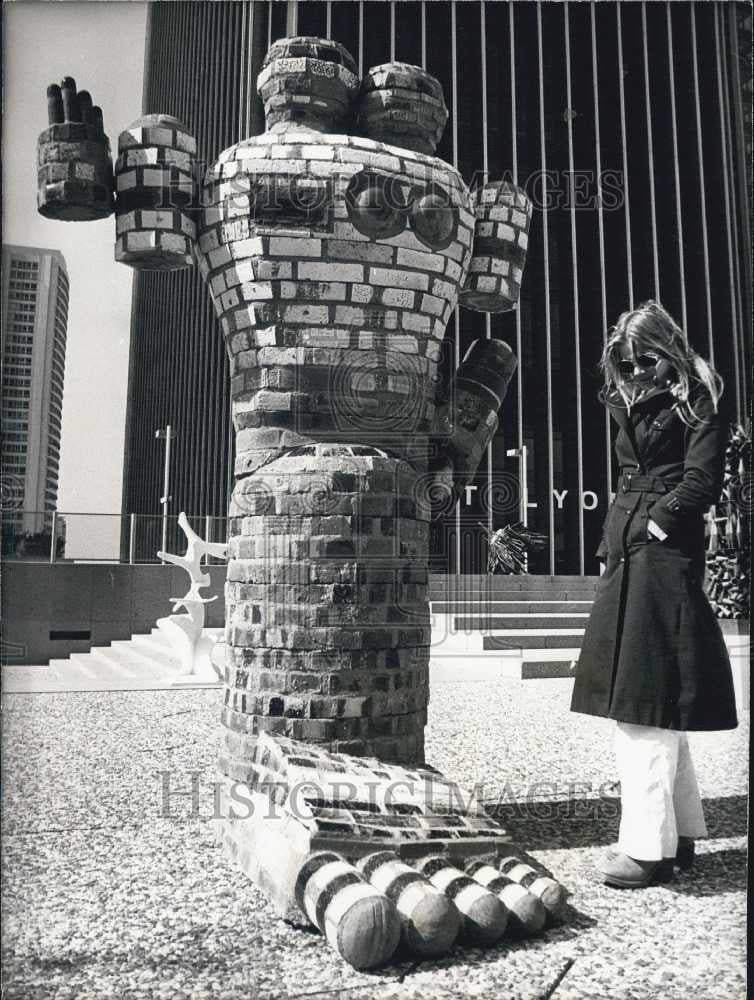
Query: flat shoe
598 851 674 888
606 837 695 870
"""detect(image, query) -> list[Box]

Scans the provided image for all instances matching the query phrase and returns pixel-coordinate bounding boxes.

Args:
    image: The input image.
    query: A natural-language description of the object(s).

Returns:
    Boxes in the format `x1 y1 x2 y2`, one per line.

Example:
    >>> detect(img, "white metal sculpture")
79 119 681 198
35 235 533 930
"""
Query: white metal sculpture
156 512 228 682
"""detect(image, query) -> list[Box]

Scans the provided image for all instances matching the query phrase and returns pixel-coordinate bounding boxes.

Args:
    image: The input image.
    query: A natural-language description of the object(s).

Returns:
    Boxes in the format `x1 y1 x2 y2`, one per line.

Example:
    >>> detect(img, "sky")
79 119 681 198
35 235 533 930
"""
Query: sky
3 1 147 516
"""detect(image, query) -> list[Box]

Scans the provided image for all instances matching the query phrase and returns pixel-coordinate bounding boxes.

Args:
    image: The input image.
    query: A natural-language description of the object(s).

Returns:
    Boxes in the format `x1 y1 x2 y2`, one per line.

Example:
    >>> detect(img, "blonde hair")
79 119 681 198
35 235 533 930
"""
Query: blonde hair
601 300 723 427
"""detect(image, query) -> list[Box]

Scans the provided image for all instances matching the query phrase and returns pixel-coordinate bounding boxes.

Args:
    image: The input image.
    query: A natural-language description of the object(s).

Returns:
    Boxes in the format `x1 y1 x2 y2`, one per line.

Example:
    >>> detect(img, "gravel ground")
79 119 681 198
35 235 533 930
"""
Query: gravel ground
1 680 748 1000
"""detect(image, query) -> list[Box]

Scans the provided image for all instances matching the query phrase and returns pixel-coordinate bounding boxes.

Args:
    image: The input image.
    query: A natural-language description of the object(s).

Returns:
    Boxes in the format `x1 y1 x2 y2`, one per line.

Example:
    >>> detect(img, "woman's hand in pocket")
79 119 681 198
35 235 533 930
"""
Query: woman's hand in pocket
647 518 667 541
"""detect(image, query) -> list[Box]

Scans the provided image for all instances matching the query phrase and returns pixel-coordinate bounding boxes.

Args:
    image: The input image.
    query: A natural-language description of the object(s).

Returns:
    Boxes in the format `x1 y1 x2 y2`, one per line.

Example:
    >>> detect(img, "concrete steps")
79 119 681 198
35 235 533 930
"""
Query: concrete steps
429 588 598 600
432 601 593 614
429 577 749 704
429 575 594 681
2 629 223 693
122 632 182 668
483 632 586 650
82 642 178 679
457 615 589 630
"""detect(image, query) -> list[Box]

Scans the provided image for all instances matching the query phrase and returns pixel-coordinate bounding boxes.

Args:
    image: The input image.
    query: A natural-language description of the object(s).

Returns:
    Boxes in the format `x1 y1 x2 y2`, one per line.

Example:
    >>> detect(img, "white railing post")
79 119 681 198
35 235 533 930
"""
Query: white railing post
129 513 136 565
49 510 57 564
205 515 212 563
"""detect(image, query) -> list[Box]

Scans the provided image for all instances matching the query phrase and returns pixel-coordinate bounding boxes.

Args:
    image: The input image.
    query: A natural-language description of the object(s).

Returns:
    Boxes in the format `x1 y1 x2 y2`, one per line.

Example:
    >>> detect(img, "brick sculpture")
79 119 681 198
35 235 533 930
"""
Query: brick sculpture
355 852 461 958
460 181 532 313
215 732 563 965
294 851 401 970
195 44 521 764
40 40 565 969
37 77 114 221
465 859 548 936
115 114 198 269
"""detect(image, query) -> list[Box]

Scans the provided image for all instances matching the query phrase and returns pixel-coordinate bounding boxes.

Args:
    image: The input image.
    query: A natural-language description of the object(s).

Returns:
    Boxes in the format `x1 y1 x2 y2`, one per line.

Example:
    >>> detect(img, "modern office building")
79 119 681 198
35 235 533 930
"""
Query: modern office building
122 0 751 573
1 245 69 535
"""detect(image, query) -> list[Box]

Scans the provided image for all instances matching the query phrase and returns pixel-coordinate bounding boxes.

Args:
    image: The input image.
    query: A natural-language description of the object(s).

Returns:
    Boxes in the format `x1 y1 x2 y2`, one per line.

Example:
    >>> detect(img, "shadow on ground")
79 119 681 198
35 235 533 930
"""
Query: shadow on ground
665 847 748 897
485 794 748 851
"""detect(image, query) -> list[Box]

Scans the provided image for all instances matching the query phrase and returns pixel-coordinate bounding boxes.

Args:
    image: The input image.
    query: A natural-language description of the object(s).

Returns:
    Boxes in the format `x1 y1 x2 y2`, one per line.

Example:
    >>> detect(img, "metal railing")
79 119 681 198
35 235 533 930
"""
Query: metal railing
1 512 229 564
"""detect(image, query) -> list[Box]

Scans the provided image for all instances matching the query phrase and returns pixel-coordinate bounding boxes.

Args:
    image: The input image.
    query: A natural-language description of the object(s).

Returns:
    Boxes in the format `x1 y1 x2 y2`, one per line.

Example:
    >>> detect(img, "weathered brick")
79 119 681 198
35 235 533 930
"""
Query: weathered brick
400 312 431 334
386 334 419 355
396 247 445 273
419 293 444 316
269 237 322 257
380 287 416 308
302 144 335 160
279 304 330 325
338 148 402 172
220 288 240 311
230 237 267 261
115 211 136 235
239 281 274 301
326 240 394 264
350 283 375 303
369 267 429 291
209 245 233 268
444 259 463 282
431 277 457 302
297 261 364 283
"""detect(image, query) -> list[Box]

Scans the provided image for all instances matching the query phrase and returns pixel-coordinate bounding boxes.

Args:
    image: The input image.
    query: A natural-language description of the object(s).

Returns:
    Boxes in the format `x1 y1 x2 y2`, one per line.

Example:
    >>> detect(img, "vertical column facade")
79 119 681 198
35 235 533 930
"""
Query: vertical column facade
124 0 751 573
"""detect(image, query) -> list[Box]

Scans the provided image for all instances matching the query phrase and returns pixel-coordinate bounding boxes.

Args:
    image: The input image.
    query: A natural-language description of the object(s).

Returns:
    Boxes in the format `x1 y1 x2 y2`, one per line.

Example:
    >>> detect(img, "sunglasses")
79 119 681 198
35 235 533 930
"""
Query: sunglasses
617 354 659 377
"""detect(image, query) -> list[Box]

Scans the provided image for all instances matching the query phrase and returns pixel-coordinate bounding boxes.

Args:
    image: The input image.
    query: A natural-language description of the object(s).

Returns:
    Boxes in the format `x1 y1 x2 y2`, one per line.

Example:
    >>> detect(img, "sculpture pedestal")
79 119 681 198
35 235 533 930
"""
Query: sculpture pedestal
157 599 224 684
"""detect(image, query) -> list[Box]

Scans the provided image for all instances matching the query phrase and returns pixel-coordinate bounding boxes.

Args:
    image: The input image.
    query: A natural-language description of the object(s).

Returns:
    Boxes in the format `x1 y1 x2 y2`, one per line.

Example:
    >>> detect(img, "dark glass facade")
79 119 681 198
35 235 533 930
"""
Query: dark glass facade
122 0 751 573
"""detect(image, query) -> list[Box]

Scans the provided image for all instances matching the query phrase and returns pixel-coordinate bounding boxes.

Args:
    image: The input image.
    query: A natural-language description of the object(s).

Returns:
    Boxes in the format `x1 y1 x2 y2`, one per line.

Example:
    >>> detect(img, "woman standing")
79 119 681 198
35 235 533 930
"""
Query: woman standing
571 301 738 888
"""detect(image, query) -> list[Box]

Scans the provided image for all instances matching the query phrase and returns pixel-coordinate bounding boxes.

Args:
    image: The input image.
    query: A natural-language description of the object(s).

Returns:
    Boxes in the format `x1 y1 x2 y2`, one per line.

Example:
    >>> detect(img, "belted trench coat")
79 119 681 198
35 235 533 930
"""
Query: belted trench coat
570 385 738 731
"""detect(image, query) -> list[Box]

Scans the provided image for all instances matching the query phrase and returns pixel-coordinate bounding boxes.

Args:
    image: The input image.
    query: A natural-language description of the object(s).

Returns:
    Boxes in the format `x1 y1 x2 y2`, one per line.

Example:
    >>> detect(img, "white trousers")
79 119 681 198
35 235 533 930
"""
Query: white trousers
615 722 708 861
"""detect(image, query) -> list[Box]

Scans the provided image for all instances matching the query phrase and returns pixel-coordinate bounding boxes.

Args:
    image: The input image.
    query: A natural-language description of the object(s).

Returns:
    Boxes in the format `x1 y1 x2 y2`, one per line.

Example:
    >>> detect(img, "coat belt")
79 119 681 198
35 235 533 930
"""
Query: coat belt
617 473 679 494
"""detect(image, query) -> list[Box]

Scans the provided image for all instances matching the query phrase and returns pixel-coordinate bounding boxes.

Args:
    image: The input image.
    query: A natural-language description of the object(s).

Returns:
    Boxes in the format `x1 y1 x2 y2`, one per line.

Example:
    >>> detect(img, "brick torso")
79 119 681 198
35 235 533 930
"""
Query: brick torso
197 129 475 468
197 129 474 765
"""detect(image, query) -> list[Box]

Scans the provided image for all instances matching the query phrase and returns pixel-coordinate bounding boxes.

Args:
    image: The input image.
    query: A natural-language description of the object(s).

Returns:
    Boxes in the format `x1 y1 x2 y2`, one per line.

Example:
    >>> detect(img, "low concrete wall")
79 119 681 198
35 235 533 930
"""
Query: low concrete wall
3 564 749 677
2 562 226 665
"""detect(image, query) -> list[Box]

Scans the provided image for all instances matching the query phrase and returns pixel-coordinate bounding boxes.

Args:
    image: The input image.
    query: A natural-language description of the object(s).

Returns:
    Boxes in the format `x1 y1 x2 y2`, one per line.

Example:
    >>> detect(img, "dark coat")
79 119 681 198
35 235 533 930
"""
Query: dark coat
570 385 738 731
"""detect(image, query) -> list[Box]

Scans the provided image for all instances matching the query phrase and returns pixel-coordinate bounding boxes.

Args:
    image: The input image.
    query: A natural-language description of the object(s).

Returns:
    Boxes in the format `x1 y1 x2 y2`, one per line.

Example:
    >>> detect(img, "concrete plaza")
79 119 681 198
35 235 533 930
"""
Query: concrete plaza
1 677 747 1000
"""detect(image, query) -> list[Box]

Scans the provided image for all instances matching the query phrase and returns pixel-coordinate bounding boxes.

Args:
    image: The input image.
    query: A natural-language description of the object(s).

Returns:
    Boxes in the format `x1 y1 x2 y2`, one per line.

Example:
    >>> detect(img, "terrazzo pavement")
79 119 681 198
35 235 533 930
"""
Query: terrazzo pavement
1 679 748 1000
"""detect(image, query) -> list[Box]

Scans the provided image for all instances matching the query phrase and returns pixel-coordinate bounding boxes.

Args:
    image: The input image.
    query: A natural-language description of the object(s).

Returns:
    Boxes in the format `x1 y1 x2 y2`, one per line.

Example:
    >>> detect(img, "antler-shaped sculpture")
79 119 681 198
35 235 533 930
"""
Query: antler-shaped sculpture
157 510 229 594
156 512 228 679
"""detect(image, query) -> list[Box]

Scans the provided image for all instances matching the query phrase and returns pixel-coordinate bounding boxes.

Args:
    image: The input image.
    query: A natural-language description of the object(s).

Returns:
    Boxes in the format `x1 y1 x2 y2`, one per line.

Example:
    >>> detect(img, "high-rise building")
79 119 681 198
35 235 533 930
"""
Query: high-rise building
1 245 69 535
122 0 751 574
